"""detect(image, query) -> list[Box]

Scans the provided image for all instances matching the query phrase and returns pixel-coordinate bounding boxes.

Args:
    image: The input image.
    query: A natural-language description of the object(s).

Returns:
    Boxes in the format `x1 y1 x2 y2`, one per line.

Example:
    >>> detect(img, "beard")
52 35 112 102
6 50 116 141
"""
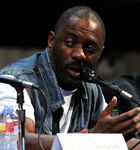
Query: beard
49 47 82 91
56 71 82 90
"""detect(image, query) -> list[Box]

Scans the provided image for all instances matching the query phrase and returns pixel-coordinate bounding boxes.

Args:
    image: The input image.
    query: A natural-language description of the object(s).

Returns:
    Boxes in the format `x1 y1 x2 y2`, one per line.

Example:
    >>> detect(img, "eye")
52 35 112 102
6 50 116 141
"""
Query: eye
85 45 98 54
84 41 99 54
64 39 73 47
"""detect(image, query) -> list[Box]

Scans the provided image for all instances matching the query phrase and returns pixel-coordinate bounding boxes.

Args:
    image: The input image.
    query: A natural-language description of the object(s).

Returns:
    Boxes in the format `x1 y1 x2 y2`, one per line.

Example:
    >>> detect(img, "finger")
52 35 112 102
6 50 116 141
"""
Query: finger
114 113 140 132
122 122 140 138
101 96 117 117
115 107 140 123
123 128 136 141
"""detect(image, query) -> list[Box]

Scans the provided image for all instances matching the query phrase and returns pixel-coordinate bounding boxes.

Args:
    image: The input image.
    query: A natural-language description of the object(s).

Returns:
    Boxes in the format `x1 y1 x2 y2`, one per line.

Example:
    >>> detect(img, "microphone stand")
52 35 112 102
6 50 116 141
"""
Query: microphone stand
0 75 40 149
15 86 26 150
80 68 140 106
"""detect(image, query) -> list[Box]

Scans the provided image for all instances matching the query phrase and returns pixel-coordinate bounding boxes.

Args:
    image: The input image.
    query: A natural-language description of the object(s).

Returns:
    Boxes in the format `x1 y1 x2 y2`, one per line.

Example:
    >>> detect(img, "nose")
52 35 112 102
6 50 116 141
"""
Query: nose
71 44 86 62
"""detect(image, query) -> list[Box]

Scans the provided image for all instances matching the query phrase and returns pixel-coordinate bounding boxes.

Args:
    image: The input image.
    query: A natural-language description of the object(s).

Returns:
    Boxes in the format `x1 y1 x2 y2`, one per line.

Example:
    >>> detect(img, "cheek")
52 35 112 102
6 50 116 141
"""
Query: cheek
55 49 70 70
87 55 100 67
53 43 66 60
57 46 72 62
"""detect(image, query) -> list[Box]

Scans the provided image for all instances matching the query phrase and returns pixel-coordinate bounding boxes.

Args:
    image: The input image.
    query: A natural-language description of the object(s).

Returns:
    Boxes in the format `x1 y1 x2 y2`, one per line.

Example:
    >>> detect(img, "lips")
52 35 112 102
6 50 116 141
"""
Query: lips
67 65 82 79
67 68 80 77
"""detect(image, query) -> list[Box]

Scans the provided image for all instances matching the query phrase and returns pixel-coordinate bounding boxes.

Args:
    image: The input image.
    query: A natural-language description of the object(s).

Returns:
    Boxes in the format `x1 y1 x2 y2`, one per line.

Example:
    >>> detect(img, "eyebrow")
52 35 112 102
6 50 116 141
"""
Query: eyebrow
65 32 77 38
86 40 98 46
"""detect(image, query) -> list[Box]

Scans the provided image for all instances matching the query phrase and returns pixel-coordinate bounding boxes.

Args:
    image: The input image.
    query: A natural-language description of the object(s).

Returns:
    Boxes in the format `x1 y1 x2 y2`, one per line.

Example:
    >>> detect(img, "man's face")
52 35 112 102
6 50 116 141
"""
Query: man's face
48 16 104 90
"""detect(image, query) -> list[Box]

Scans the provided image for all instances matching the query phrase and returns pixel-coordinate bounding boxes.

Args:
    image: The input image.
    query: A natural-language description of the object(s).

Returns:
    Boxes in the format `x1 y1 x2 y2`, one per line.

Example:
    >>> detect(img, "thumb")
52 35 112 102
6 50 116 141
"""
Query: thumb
102 96 117 116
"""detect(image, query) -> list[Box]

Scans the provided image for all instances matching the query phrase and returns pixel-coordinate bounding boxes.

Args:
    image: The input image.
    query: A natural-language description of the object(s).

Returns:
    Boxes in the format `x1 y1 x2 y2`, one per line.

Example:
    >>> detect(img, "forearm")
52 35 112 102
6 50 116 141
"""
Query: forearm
25 133 55 150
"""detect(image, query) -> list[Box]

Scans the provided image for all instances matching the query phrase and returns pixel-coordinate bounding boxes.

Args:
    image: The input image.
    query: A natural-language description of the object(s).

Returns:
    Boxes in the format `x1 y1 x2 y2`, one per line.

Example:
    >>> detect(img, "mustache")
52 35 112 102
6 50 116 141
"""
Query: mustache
67 61 95 71
67 61 85 69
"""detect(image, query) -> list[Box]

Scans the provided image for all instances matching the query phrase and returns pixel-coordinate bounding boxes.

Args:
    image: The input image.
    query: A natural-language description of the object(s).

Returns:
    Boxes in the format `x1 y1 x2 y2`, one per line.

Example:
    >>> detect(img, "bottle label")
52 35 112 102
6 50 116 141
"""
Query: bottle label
0 121 19 133
5 122 14 133
0 121 6 133
14 121 19 133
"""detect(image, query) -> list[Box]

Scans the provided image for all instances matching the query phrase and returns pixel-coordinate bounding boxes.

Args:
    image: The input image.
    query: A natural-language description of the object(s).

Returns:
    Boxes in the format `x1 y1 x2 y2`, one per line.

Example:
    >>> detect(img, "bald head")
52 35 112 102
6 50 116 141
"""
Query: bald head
54 6 105 40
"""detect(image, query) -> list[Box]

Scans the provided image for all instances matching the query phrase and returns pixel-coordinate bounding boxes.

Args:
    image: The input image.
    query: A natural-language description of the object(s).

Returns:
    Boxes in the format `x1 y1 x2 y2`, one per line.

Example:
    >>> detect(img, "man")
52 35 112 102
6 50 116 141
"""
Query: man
0 6 140 150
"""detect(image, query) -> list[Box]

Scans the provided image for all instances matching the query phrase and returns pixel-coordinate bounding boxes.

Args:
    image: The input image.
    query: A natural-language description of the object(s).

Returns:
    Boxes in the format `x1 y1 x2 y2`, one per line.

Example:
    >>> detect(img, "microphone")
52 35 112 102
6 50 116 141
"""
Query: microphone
0 75 39 89
80 67 140 106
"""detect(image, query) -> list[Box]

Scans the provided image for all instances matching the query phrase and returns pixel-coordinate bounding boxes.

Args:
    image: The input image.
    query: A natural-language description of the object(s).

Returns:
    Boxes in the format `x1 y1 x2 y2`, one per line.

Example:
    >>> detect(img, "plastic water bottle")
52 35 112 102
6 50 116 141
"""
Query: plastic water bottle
0 106 20 150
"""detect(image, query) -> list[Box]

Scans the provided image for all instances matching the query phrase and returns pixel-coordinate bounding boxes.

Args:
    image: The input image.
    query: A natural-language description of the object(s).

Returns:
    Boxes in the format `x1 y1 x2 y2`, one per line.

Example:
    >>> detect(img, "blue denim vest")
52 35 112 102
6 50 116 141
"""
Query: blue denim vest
0 48 104 134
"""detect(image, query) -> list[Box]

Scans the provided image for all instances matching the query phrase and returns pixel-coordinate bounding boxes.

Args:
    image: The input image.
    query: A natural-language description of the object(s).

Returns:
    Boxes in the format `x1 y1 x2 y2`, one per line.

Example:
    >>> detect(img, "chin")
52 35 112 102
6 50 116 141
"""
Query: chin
63 79 81 91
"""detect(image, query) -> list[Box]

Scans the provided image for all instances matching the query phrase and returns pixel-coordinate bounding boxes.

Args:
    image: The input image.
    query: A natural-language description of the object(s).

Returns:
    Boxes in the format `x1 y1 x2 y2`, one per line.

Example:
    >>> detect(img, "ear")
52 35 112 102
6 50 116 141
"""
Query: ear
48 31 55 48
101 45 105 54
98 45 105 59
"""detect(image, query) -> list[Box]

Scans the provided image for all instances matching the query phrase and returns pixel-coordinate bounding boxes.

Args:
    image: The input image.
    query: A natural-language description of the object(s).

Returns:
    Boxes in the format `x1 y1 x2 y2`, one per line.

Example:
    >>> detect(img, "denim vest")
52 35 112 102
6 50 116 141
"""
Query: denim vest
0 48 104 135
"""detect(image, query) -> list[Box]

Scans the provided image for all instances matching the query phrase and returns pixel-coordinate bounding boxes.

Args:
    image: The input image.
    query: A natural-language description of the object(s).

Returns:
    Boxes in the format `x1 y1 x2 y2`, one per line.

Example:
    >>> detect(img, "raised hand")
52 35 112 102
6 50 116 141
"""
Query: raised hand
89 96 140 141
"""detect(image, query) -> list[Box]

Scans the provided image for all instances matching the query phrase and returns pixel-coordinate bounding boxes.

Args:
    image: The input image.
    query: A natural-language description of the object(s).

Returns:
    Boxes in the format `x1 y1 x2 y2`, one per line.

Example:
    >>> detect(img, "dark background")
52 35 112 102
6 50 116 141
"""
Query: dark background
0 0 140 55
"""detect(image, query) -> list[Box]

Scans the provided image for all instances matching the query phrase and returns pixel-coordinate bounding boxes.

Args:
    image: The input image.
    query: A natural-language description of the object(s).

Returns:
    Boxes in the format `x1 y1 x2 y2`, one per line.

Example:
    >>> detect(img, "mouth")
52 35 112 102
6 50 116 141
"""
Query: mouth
67 65 82 80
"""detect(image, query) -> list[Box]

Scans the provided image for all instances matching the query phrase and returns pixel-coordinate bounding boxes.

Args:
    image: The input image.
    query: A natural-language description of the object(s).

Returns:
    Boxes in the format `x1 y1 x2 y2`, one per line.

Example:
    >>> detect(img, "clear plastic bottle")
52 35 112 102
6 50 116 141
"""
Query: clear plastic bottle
0 106 20 150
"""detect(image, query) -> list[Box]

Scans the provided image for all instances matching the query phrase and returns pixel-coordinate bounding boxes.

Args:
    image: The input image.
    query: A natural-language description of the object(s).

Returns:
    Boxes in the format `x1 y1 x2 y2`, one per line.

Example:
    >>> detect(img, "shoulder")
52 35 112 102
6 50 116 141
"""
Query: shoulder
0 52 41 75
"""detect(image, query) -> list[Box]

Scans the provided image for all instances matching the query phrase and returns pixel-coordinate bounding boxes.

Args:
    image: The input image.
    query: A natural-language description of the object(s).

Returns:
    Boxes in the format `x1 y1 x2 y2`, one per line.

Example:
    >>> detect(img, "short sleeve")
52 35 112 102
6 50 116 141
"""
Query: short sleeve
0 82 35 123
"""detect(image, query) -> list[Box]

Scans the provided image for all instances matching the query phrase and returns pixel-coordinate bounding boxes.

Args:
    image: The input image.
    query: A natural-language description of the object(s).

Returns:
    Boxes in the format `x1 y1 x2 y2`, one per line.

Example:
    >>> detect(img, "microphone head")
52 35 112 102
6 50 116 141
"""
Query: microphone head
80 67 96 82
80 67 114 88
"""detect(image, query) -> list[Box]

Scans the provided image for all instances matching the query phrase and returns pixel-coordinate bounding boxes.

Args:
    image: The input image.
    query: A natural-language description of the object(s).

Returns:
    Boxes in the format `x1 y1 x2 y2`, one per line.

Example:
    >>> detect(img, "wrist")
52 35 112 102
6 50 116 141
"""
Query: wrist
88 128 95 133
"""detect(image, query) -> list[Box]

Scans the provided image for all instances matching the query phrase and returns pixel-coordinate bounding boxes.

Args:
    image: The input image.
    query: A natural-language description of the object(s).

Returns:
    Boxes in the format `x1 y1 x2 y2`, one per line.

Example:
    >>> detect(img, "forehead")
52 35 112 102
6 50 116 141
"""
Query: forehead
67 16 99 31
58 16 104 44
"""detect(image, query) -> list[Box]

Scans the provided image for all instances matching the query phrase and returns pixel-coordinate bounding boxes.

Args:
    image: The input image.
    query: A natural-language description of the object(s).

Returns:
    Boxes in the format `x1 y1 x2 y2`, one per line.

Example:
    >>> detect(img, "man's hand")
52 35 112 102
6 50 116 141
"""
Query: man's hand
89 96 140 141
